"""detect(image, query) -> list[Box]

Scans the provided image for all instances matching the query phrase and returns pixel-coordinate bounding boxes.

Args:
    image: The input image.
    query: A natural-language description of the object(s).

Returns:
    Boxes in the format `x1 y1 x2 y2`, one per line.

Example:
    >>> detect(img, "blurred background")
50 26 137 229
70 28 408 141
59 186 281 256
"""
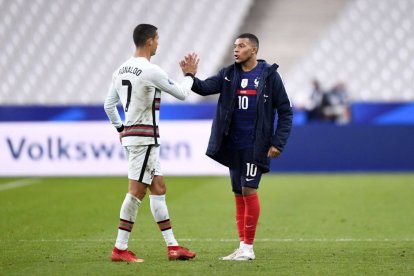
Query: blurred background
1 0 413 175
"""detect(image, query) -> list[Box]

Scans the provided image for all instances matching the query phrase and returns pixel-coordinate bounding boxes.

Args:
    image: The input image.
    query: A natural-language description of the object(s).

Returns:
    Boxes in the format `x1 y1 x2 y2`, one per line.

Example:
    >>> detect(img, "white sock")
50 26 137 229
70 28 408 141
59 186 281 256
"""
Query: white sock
241 243 254 251
149 194 179 246
115 193 141 250
239 241 244 249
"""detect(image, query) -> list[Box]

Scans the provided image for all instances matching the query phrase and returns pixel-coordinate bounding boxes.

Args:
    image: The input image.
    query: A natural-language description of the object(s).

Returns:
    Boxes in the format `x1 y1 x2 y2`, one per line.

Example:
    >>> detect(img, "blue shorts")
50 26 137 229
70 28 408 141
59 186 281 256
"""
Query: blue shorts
228 148 263 194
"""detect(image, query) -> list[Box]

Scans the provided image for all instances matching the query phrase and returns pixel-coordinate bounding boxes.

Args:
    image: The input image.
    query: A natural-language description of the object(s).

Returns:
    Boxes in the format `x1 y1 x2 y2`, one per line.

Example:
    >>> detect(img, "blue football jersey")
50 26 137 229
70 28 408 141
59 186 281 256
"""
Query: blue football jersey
227 63 264 149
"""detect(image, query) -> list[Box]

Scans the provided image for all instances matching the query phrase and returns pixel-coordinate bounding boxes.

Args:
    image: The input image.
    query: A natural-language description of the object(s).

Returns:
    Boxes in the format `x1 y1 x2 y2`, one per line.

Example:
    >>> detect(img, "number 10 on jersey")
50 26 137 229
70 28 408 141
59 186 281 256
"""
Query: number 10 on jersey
238 95 248 110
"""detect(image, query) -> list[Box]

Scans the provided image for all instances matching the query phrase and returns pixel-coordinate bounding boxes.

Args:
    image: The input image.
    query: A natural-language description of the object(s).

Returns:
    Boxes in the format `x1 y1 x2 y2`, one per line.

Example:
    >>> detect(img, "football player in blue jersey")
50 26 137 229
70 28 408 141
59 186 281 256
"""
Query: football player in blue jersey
180 33 293 261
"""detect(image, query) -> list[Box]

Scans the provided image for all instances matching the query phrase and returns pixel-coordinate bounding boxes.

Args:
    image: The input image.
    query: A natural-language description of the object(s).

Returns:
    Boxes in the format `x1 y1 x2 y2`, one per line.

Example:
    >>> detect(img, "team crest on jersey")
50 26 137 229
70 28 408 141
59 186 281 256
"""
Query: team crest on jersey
241 79 248 88
254 77 260 88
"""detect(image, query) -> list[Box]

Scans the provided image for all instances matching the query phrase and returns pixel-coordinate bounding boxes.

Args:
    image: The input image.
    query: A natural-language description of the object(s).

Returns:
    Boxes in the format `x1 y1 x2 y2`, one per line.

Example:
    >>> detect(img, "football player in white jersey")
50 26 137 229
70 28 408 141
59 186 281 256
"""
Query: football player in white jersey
104 24 199 262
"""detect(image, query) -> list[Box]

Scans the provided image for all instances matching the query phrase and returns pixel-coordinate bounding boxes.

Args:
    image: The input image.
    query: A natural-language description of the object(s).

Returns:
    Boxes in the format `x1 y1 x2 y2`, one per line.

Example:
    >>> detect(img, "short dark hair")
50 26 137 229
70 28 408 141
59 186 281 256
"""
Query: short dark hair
237 33 259 49
133 24 158 47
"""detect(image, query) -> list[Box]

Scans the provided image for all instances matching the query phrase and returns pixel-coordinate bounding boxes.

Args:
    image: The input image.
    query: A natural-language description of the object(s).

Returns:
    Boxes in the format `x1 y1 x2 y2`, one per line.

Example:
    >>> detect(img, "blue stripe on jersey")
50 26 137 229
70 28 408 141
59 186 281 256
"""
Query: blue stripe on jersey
227 63 264 149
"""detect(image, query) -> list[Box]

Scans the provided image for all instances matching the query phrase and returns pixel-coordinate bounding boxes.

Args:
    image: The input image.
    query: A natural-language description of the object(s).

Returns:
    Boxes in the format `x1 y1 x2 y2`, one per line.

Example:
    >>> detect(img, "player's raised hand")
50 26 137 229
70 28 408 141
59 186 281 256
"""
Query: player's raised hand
180 52 199 76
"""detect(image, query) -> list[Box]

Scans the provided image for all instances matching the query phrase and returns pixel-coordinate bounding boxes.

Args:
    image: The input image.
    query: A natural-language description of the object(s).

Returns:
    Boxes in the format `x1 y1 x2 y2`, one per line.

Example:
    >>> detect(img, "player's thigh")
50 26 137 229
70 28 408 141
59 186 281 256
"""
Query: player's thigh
240 148 263 190
125 145 160 185
228 150 243 194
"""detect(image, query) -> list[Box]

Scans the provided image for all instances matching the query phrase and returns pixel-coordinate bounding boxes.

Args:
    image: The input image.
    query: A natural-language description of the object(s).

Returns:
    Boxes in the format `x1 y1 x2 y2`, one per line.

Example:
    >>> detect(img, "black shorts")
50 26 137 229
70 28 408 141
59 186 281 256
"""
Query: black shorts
228 148 263 194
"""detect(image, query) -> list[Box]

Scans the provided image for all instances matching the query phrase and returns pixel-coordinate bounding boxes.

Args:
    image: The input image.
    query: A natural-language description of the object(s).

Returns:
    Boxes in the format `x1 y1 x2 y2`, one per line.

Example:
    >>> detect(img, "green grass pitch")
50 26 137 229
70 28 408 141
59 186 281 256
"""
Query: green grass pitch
1 174 413 275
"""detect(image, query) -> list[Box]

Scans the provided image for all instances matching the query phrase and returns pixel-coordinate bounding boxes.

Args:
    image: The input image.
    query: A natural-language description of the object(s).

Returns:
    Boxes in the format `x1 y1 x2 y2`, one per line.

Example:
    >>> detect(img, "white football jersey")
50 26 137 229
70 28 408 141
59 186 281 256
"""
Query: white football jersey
104 57 193 146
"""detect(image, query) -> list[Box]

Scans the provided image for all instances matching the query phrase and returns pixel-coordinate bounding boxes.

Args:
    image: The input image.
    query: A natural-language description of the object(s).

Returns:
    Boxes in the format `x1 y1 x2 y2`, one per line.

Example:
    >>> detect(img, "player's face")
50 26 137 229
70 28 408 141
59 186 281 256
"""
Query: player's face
233 38 257 64
149 33 159 56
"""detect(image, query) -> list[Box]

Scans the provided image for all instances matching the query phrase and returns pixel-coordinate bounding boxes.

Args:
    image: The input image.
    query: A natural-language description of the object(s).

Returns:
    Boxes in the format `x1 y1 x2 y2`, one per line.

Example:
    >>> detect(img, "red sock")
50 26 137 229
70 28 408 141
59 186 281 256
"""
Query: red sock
235 195 245 242
243 193 260 245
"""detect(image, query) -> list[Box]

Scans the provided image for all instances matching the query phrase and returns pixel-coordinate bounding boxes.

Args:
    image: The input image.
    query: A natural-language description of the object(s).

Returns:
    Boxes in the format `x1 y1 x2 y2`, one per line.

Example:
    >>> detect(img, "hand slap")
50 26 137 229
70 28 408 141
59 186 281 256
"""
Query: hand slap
180 52 199 76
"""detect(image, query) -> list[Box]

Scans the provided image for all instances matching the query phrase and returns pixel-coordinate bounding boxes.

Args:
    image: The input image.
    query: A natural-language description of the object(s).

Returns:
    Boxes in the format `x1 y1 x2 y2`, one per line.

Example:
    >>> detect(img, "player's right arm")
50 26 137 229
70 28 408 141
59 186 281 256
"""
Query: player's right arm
104 73 124 132
191 70 223 96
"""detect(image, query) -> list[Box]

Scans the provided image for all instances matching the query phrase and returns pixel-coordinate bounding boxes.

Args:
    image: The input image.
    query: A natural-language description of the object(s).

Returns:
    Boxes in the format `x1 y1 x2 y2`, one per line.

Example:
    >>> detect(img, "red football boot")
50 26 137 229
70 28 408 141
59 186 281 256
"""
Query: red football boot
168 246 196 261
111 247 144 263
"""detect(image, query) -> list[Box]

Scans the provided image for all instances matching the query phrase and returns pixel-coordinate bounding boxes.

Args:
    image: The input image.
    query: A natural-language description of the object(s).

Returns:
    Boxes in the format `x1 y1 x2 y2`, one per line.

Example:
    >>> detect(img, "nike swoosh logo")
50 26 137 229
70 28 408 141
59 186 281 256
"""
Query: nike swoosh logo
224 76 231 82
246 178 254 182
264 95 269 98
245 225 254 228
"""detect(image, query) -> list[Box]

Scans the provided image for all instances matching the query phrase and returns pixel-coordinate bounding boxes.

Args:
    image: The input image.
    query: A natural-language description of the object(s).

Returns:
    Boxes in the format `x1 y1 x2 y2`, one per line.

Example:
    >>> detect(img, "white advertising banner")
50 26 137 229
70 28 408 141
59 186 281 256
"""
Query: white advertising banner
0 121 227 176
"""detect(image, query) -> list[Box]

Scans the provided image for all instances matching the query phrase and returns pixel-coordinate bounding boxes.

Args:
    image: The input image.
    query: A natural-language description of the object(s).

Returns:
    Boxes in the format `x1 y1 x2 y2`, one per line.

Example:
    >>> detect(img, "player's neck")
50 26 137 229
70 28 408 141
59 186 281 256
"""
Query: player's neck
241 59 258 72
134 48 152 61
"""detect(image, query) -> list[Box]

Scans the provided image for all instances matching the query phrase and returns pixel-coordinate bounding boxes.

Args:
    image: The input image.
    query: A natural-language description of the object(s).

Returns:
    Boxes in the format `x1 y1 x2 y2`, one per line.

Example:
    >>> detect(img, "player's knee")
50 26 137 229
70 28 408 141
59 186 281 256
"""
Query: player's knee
149 176 166 195
150 184 166 195
129 189 146 200
242 186 257 196
128 179 148 200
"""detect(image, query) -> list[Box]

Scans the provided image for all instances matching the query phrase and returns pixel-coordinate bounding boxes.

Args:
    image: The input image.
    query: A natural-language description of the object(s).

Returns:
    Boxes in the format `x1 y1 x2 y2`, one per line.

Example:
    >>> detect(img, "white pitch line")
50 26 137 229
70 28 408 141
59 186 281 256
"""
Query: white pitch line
12 238 414 243
0 178 42 192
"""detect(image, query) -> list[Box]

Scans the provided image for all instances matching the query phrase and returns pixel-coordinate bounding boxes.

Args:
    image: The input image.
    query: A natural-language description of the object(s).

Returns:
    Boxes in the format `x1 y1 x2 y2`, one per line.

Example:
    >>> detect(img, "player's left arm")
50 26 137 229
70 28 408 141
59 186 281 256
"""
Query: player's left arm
150 67 194 101
151 54 198 100
270 72 293 155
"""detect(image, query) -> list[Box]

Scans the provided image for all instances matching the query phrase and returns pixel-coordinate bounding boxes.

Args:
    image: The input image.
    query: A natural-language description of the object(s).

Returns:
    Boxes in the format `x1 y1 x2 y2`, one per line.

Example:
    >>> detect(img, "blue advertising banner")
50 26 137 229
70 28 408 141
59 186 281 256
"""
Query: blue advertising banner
270 125 414 172
1 103 413 173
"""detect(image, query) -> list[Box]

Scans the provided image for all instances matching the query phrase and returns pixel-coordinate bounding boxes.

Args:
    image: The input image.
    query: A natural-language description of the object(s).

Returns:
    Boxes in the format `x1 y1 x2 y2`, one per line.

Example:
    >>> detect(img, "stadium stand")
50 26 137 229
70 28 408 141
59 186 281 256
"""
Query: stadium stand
0 0 413 106
284 0 414 107
0 0 253 104
223 0 351 75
